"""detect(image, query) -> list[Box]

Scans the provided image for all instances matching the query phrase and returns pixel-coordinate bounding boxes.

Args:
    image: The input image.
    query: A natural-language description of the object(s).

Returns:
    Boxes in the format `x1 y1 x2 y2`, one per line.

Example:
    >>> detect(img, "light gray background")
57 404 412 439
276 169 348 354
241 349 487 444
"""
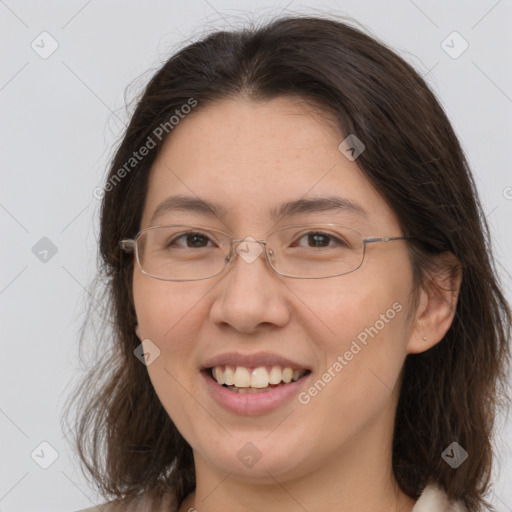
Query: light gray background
0 1 511 511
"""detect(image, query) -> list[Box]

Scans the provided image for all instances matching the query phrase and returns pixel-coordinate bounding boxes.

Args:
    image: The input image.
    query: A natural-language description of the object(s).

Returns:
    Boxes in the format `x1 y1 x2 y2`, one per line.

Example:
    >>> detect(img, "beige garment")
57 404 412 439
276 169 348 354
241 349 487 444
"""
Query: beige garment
75 483 465 512
75 490 178 512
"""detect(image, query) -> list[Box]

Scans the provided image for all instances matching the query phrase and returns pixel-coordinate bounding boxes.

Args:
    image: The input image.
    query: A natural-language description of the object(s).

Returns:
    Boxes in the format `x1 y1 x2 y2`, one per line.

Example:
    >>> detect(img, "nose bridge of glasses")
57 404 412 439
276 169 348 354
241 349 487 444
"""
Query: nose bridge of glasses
231 236 268 265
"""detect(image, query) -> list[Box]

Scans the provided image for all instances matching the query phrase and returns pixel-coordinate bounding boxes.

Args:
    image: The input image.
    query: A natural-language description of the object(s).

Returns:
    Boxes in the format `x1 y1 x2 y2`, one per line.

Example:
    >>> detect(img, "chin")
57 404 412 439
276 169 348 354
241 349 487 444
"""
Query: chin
191 432 314 482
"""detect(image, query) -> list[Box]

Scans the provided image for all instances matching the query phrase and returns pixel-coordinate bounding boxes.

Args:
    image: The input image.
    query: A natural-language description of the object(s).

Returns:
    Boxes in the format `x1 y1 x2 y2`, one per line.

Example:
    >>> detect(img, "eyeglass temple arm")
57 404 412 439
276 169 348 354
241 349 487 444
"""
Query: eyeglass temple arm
364 235 414 244
119 240 136 252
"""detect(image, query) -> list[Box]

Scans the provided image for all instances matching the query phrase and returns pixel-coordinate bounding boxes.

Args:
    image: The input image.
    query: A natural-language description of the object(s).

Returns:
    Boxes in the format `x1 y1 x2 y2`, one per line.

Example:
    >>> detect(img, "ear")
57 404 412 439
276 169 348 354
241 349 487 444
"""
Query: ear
135 324 142 341
407 253 462 354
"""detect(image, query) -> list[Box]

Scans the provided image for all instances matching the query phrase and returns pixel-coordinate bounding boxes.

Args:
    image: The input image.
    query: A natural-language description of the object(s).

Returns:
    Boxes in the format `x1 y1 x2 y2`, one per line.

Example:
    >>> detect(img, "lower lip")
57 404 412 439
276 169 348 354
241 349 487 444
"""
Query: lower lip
201 371 311 415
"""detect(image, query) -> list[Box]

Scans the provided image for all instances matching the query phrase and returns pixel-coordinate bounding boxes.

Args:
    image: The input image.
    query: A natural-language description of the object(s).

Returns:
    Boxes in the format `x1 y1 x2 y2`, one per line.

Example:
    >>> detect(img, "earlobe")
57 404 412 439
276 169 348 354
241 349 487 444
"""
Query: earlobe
135 324 142 340
407 255 461 354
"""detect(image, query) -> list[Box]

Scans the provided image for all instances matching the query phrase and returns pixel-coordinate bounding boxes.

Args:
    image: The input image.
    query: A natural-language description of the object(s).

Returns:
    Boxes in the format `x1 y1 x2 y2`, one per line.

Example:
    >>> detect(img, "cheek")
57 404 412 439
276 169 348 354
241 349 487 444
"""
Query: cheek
133 273 205 339
291 258 411 410
132 274 212 387
132 274 210 427
291 263 410 348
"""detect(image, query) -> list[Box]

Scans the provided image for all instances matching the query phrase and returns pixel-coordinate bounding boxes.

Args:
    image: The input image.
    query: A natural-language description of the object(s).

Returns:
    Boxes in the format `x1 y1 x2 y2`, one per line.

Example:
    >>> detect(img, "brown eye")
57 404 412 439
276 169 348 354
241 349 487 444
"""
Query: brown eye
169 232 214 248
292 231 347 249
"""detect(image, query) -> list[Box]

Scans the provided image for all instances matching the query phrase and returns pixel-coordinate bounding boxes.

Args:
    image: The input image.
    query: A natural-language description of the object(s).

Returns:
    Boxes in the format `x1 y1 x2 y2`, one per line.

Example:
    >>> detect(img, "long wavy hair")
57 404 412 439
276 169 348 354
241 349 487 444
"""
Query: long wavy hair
62 14 511 511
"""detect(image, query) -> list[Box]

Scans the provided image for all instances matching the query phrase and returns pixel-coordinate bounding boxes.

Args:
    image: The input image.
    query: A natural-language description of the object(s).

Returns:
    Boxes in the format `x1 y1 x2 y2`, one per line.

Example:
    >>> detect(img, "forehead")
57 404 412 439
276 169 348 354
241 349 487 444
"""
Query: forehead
141 96 399 233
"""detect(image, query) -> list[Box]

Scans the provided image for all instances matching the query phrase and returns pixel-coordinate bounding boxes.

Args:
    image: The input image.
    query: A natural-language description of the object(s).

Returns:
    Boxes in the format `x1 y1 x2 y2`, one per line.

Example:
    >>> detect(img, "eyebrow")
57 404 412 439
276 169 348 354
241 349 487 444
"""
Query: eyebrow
150 194 367 225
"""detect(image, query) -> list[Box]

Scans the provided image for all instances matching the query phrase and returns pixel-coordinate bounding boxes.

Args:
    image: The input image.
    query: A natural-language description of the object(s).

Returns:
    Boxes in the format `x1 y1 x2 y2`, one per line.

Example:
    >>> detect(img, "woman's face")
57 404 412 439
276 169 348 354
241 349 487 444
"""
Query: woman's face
133 96 424 483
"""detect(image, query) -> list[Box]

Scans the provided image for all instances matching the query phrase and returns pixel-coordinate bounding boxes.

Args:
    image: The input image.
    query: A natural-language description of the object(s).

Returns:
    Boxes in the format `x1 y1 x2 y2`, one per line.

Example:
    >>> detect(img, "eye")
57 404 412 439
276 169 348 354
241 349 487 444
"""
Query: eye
292 231 347 249
169 231 216 248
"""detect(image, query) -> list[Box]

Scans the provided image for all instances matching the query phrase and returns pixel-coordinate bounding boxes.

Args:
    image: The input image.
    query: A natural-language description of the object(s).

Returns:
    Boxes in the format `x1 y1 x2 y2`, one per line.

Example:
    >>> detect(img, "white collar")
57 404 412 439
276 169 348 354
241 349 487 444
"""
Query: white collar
412 484 465 512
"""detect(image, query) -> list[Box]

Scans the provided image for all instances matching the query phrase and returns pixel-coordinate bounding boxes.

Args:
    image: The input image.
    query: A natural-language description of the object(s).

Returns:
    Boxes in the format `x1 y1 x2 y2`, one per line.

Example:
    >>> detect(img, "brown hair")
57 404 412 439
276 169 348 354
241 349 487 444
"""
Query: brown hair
62 14 511 511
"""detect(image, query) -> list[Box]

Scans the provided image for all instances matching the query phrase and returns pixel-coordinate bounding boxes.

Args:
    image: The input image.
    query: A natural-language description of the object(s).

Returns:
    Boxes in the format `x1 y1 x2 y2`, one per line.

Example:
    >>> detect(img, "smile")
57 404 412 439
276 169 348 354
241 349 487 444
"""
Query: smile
200 365 311 415
210 365 310 393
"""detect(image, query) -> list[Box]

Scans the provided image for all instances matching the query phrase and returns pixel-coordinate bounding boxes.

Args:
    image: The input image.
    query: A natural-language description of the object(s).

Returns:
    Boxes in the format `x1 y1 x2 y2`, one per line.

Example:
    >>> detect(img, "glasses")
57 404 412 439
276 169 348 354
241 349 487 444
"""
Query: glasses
120 224 413 281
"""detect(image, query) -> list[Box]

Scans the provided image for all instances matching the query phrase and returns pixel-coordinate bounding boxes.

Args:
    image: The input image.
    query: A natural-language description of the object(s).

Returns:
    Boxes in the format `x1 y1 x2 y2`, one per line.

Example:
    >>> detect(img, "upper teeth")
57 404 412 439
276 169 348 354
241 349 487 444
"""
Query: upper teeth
212 365 307 388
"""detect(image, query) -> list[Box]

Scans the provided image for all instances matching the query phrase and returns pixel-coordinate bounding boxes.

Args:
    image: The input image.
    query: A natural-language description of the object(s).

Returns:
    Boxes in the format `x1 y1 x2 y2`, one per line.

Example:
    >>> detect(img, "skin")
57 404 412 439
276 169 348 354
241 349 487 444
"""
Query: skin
132 96 460 512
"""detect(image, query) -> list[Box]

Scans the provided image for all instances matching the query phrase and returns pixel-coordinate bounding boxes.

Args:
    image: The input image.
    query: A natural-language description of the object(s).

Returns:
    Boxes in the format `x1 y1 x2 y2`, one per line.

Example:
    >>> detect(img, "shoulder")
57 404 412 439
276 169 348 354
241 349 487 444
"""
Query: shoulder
74 491 179 512
412 483 466 512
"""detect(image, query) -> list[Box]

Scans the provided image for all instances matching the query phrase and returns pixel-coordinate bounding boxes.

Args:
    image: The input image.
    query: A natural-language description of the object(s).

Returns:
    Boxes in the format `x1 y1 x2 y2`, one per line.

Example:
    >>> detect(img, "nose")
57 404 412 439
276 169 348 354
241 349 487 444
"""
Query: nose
208 237 291 334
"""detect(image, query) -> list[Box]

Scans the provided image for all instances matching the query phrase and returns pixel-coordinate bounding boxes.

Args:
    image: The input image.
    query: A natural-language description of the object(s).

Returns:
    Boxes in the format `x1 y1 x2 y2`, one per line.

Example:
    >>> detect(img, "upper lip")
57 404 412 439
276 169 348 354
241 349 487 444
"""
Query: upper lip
202 352 311 370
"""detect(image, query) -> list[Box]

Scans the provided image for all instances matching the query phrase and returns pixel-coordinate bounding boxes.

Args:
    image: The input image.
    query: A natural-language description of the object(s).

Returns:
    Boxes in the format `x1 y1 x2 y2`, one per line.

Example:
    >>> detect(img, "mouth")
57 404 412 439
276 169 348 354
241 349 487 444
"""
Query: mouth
205 365 311 394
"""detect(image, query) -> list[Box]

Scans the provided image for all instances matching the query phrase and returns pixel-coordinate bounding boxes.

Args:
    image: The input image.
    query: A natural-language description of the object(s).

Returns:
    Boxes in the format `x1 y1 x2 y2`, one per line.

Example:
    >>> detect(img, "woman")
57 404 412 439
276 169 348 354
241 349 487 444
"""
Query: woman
67 14 510 512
